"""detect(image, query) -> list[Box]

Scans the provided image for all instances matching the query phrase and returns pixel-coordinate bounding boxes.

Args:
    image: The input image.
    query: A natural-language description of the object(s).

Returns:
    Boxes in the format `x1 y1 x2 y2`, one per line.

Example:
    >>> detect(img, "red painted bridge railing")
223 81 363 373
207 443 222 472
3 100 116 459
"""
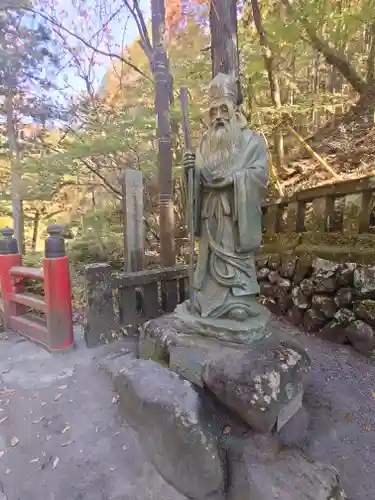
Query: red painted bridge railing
0 225 74 352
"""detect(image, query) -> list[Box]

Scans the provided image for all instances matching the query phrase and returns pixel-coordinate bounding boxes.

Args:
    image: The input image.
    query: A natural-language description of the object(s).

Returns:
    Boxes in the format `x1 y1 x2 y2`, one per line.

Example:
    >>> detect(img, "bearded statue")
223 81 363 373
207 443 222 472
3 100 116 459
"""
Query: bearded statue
182 73 269 326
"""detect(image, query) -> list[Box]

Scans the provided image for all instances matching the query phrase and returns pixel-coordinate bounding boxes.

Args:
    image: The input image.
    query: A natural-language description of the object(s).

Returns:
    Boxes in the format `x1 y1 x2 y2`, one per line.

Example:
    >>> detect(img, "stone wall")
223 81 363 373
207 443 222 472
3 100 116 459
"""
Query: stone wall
256 254 375 357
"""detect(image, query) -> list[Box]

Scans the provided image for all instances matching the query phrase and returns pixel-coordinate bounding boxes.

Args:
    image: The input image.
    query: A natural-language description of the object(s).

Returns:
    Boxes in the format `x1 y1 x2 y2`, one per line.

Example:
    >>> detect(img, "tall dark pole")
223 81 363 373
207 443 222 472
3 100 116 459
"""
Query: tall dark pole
151 0 175 267
209 0 242 104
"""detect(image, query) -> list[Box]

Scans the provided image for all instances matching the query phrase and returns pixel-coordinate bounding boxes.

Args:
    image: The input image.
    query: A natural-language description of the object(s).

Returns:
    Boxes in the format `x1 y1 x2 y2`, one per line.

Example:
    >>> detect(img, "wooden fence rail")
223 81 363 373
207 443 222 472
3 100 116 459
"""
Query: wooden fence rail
84 263 188 348
260 174 375 263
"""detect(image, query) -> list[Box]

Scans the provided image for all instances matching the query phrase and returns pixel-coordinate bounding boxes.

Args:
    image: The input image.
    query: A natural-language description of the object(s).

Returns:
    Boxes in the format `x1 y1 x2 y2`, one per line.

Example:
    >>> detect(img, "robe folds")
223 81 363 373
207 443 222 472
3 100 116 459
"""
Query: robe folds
191 129 269 318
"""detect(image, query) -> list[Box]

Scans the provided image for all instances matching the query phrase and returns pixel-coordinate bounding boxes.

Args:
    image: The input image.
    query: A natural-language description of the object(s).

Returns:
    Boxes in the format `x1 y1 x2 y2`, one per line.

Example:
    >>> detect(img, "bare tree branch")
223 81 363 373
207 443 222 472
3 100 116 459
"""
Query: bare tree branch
27 7 153 83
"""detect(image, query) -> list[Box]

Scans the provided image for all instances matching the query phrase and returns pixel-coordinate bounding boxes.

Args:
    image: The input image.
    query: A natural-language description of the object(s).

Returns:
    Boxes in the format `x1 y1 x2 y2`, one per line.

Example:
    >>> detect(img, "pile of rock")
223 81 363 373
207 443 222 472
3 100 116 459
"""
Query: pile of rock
256 255 375 356
97 312 348 500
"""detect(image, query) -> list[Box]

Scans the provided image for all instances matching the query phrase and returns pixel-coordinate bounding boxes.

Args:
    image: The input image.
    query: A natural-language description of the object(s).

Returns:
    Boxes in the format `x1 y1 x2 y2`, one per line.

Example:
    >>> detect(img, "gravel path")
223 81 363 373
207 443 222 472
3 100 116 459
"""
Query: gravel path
270 317 375 500
0 330 185 500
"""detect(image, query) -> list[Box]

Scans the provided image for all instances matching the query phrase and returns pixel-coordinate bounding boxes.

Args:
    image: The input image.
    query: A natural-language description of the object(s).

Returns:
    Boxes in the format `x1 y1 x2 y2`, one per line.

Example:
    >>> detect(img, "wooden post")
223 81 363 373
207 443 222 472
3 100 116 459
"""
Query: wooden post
151 0 175 267
310 196 334 232
122 169 144 273
263 205 282 234
343 192 371 234
286 201 306 232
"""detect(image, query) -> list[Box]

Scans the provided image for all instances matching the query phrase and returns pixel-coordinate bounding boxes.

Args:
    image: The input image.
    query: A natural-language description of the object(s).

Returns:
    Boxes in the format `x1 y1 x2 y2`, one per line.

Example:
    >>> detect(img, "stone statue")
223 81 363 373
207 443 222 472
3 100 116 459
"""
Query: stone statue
179 73 269 334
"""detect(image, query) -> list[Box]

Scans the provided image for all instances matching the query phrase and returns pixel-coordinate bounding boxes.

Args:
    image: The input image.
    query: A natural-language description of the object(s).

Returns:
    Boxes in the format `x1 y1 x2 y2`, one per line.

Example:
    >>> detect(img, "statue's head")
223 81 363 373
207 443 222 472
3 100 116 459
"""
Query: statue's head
201 73 241 172
208 73 237 133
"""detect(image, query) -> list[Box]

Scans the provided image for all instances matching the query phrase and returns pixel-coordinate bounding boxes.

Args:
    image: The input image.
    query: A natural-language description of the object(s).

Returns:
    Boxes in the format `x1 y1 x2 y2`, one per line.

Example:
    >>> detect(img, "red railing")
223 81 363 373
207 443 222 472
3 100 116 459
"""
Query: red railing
0 225 74 352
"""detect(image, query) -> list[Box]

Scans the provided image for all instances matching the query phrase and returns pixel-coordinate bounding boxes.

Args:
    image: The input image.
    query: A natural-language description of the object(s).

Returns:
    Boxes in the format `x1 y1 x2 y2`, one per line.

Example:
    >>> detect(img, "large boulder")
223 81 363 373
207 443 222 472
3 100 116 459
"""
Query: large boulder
336 263 356 287
202 336 311 433
115 359 227 500
318 308 355 344
334 287 353 308
353 299 375 326
344 320 375 356
257 267 270 280
303 308 327 333
292 285 311 310
353 265 375 298
280 255 298 279
286 306 304 326
227 433 346 500
293 256 312 285
311 294 338 319
312 258 339 294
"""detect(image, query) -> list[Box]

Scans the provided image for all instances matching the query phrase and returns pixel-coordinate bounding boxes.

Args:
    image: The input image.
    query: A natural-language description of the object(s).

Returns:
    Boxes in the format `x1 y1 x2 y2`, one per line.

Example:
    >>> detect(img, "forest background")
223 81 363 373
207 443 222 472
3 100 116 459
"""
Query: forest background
0 0 374 295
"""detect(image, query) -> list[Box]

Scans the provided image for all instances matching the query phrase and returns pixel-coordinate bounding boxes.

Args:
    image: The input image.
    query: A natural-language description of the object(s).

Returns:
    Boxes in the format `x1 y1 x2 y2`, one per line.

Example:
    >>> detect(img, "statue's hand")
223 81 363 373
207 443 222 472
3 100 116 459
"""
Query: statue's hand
211 175 233 188
183 151 196 172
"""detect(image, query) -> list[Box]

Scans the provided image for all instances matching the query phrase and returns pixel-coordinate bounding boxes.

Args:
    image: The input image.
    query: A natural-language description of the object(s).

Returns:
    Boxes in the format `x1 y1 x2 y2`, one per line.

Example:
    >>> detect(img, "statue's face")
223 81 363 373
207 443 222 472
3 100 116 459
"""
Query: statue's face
208 99 234 132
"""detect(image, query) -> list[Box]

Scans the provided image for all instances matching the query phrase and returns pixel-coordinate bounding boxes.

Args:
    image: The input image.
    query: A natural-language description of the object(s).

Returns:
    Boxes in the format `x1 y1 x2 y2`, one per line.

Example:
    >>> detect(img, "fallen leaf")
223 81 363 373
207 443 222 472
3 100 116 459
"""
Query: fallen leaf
0 417 8 425
62 425 70 434
4 469 10 475
39 456 52 470
364 424 371 432
222 425 232 436
52 457 59 470
371 391 375 399
0 390 15 396
32 417 45 424
30 458 39 464
58 385 68 390
345 413 353 422
10 437 19 447
54 393 62 402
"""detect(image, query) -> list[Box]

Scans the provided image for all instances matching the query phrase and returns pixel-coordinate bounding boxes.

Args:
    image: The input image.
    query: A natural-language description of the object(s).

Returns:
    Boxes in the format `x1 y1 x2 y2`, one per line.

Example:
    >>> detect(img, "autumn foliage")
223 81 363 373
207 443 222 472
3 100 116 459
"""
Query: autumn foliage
165 0 208 32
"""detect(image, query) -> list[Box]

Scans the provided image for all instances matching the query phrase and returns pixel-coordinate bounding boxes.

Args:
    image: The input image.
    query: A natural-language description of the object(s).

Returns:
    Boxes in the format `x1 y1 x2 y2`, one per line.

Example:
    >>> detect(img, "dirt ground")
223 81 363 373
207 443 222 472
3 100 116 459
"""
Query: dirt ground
0 321 373 500
273 317 375 500
0 328 185 500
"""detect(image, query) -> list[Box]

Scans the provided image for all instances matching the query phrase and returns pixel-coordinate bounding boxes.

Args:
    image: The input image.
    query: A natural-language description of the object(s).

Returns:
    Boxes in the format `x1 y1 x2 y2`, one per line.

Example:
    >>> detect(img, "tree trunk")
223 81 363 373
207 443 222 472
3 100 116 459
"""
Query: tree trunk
31 209 40 252
5 91 24 254
151 0 175 267
281 0 368 96
311 53 320 131
366 22 375 85
250 0 286 174
209 0 242 103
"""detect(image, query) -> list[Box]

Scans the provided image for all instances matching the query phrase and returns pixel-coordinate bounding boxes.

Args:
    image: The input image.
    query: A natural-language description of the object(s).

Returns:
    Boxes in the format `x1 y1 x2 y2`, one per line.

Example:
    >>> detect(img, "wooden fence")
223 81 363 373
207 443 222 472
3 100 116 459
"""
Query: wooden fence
261 174 375 262
84 263 188 347
84 173 375 348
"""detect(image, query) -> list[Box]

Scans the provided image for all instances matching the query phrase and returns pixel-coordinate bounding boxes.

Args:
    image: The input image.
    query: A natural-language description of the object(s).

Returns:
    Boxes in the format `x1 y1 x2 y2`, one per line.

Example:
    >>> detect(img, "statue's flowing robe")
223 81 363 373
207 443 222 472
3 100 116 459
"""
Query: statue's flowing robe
192 129 268 318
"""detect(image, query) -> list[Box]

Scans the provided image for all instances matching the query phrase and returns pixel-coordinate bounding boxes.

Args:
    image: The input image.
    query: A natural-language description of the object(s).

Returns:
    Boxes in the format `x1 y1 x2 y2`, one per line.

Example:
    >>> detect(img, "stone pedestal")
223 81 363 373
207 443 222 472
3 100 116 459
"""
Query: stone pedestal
104 352 346 500
95 307 346 500
139 312 310 434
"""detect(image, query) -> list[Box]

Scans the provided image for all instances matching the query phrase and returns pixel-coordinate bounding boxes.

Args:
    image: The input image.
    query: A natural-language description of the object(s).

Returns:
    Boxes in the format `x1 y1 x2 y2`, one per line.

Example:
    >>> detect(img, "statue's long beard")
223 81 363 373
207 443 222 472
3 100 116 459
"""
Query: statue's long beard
201 120 241 177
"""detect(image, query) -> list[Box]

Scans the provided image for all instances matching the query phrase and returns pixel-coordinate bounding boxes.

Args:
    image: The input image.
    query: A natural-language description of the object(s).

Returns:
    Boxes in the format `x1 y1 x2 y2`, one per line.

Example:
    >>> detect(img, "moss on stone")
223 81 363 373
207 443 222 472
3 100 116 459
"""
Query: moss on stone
301 232 357 247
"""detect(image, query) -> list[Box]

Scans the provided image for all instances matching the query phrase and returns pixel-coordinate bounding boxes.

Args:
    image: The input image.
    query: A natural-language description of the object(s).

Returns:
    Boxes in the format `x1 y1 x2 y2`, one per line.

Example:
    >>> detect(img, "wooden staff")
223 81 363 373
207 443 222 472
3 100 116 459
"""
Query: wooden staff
179 87 196 313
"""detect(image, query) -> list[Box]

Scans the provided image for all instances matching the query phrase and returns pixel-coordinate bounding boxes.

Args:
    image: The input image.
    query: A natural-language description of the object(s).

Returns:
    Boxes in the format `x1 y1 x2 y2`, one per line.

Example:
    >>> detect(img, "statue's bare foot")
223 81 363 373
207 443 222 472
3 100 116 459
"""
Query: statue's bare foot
228 307 249 322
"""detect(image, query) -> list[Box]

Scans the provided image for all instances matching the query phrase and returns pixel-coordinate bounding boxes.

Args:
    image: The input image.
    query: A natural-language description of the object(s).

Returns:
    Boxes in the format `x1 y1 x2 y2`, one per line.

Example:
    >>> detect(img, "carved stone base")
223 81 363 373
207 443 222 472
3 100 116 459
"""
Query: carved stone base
105 355 346 500
174 299 272 345
139 313 311 434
